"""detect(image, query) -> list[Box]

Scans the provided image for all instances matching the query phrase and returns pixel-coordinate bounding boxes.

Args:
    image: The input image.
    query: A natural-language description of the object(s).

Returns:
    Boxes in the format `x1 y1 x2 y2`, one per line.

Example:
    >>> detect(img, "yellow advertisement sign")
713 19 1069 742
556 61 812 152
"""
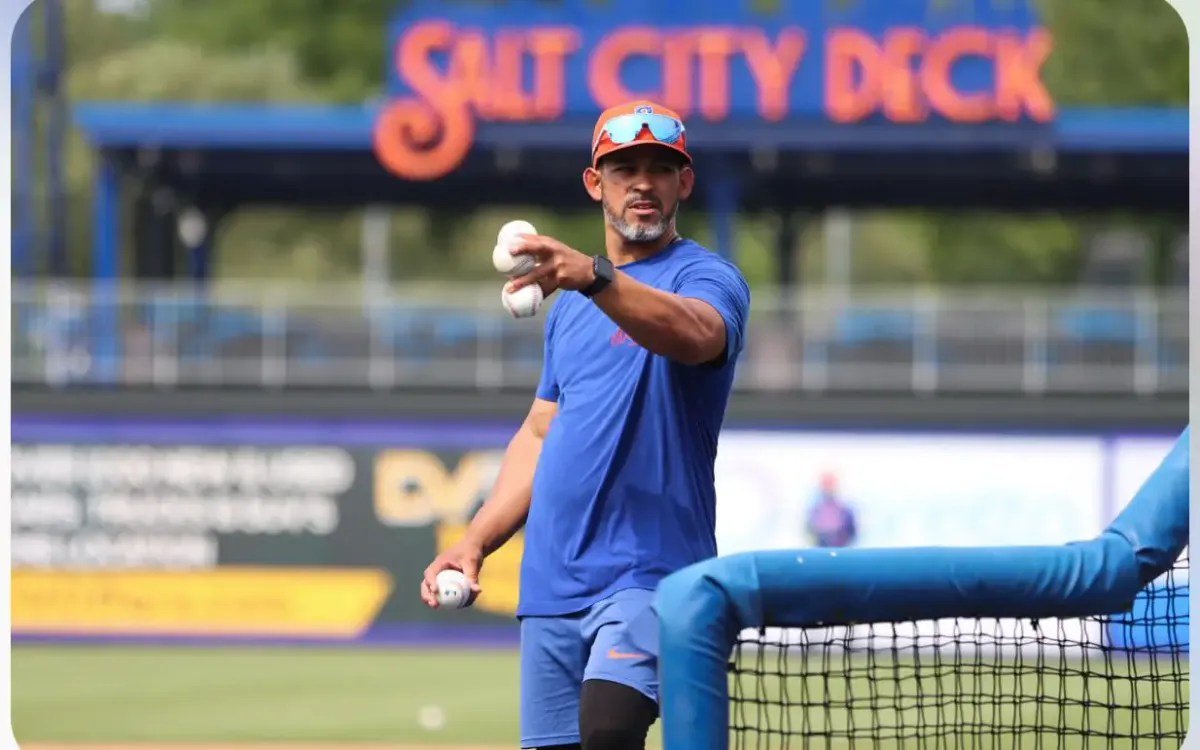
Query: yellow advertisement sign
374 448 523 616
434 523 523 616
11 567 393 638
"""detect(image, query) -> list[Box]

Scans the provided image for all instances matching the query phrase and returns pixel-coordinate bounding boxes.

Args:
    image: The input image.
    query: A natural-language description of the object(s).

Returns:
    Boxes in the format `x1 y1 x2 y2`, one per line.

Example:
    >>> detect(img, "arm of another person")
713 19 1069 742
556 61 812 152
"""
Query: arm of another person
592 259 750 366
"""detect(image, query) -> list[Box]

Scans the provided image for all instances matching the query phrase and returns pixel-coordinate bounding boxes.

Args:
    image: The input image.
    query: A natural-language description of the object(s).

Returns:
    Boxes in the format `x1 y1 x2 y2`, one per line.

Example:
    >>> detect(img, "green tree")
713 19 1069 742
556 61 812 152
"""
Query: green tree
908 0 1188 286
143 0 397 101
64 38 333 277
58 0 149 67
1039 0 1187 106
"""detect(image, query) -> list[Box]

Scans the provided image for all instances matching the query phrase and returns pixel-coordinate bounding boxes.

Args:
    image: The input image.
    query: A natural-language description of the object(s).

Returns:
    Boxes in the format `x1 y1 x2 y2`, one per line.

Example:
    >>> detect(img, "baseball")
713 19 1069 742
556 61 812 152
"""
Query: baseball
498 219 537 244
493 242 537 276
502 283 544 319
434 569 472 609
493 220 538 276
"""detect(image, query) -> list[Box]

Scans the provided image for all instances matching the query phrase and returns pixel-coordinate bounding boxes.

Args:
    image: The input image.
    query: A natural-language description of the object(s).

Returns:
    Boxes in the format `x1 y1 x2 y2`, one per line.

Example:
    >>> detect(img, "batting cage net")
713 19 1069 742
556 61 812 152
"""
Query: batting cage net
657 431 1188 750
727 550 1189 749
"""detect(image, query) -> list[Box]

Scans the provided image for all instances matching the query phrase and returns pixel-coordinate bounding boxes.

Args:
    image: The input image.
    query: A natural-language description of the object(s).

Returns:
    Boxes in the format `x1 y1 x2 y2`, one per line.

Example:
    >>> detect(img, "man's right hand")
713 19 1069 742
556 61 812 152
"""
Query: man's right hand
420 539 485 608
416 397 555 609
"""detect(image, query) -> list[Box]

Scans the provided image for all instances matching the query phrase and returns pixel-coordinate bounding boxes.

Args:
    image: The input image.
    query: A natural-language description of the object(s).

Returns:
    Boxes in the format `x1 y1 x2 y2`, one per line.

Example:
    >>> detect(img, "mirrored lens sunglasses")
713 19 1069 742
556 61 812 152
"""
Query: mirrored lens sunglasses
592 113 686 157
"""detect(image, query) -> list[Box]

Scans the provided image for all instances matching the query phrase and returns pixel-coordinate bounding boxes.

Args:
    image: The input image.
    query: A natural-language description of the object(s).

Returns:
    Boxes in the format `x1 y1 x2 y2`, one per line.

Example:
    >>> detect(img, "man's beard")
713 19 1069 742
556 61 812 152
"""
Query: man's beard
603 193 677 243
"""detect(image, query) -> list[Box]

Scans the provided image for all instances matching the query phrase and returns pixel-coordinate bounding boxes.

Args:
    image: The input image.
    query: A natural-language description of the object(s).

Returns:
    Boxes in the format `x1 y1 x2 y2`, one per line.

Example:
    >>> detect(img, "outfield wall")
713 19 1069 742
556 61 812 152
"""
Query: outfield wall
10 414 1185 653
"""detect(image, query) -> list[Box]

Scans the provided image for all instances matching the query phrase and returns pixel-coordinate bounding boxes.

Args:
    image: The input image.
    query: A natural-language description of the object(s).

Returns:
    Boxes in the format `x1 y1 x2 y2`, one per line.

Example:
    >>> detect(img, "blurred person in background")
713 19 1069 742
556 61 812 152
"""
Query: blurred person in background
421 101 751 750
806 471 858 548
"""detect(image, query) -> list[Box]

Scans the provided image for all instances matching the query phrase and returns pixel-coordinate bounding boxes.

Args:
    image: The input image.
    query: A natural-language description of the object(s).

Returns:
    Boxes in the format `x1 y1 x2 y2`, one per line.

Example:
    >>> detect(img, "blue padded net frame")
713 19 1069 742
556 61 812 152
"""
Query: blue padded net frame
656 428 1190 750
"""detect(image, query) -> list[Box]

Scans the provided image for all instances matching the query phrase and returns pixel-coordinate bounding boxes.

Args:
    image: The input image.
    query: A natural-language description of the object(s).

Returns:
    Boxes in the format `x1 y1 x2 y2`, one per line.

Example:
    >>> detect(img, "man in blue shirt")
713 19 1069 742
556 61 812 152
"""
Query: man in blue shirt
421 101 750 750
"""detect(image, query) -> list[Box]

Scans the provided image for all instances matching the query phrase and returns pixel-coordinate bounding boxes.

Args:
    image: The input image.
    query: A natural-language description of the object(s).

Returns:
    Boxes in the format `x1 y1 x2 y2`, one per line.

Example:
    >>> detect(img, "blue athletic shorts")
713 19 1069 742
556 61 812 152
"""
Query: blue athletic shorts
518 587 659 748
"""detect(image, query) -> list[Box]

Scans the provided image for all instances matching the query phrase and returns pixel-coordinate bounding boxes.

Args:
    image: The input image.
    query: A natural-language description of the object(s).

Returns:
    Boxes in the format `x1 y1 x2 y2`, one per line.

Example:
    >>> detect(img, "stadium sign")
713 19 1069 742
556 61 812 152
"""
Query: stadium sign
11 418 1182 650
374 0 1054 180
10 439 525 640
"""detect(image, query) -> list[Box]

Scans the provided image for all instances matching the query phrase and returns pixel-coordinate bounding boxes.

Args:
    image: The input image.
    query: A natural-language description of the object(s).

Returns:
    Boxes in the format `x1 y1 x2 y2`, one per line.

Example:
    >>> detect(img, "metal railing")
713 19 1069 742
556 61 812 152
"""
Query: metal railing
11 281 1188 395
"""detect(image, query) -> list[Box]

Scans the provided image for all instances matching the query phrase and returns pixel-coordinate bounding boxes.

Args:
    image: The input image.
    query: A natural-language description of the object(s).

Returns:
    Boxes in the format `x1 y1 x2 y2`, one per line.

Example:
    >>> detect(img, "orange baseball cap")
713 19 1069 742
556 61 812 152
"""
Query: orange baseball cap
591 100 691 168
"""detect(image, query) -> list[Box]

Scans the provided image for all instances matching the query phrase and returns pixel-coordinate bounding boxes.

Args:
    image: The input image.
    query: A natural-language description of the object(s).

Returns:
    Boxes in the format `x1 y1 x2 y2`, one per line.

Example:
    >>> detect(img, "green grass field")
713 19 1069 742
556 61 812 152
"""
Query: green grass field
13 645 528 745
13 645 1189 748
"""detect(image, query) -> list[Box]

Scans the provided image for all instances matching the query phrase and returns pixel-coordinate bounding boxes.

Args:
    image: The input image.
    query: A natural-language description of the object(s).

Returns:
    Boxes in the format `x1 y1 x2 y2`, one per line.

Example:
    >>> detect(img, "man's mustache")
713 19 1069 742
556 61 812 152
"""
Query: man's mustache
624 195 662 209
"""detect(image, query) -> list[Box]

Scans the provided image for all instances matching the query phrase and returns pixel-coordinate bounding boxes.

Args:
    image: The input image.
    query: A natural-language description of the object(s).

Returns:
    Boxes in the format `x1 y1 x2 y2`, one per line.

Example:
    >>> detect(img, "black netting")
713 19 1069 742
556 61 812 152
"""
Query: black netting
729 551 1189 749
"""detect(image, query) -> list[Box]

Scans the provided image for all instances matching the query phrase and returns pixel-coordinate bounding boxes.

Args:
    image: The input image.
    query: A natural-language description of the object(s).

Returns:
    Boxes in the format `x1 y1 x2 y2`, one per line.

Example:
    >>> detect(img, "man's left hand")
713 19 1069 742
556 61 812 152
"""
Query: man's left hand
506 234 596 295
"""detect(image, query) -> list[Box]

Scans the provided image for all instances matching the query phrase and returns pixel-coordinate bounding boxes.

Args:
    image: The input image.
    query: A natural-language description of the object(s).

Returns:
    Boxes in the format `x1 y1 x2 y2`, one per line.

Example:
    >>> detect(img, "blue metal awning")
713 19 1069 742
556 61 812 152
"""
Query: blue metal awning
72 102 1188 155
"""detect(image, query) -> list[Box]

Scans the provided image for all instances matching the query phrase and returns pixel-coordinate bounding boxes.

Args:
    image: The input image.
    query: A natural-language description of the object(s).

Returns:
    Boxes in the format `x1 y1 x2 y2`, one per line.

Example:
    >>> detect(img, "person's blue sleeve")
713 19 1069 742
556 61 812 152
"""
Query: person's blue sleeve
675 257 751 366
535 304 560 401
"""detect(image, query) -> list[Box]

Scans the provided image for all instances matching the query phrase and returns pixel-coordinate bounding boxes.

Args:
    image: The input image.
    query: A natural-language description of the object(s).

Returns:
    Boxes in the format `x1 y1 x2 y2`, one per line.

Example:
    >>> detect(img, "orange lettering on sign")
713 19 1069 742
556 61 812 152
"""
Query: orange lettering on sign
489 30 529 120
881 27 926 123
824 26 1054 124
995 28 1054 121
920 26 993 123
691 28 731 121
446 31 493 116
529 28 583 118
375 22 812 180
661 30 698 116
740 27 806 122
825 29 881 123
588 27 662 108
374 20 578 181
374 20 473 181
372 20 1053 182
588 26 805 120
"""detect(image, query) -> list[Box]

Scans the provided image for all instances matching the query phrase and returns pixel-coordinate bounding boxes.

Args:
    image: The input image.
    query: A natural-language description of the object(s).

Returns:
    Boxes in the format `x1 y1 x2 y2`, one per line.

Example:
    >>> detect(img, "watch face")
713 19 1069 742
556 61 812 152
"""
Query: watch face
594 256 613 280
584 256 613 298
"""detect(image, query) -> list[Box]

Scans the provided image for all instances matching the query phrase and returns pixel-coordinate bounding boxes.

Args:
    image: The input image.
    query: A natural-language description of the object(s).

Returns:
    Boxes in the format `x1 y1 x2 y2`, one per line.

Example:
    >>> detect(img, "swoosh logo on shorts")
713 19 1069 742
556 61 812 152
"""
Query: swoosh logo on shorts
607 647 646 659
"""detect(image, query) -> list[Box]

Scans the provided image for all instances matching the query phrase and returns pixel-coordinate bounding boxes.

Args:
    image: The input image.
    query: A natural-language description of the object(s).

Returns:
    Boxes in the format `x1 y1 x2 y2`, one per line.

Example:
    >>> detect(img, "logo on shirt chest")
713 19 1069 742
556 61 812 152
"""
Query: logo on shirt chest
609 328 640 348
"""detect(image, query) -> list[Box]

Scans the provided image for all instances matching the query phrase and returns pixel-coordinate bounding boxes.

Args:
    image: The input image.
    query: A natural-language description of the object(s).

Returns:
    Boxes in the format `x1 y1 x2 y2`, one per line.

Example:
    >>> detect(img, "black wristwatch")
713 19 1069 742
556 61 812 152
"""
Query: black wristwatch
580 255 615 298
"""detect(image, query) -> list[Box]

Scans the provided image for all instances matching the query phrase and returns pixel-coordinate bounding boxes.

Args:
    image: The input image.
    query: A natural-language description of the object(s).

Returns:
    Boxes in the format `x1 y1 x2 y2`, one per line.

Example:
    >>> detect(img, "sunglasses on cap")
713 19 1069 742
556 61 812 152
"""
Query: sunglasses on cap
592 112 687 157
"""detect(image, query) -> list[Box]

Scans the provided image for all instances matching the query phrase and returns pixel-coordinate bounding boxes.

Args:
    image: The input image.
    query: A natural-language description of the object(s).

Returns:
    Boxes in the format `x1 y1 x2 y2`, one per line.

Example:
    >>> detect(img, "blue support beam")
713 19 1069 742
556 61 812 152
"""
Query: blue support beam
11 6 36 277
43 0 67 276
92 154 121 384
705 159 740 263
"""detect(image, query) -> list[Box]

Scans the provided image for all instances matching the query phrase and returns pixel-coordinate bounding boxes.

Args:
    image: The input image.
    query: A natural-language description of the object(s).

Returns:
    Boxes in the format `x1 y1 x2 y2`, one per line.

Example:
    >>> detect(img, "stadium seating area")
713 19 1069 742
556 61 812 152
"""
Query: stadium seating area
12 287 1188 393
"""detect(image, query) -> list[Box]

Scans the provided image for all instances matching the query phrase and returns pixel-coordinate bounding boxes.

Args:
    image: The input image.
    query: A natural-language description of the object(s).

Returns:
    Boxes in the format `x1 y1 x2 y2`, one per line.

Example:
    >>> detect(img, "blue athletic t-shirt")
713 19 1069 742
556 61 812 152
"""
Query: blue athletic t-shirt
517 239 750 617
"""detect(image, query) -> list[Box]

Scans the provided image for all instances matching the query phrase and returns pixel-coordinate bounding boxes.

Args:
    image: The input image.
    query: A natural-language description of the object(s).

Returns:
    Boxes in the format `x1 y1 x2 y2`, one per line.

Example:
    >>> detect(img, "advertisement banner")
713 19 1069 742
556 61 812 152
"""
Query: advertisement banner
12 567 392 637
12 418 1181 647
11 431 523 642
714 432 1107 556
